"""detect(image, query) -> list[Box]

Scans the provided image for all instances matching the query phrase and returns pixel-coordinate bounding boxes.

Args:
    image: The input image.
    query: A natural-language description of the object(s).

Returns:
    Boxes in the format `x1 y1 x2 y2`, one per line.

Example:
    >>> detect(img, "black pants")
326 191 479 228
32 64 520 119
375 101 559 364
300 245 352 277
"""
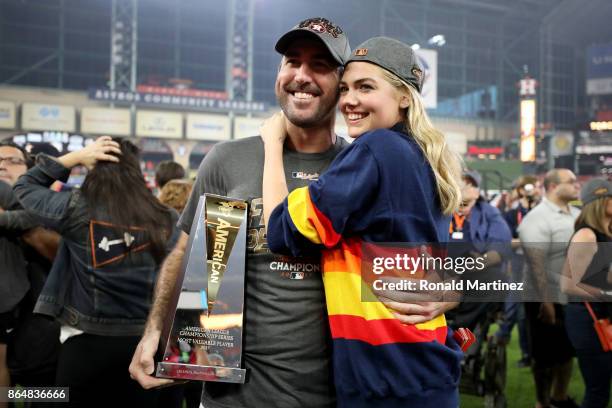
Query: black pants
565 303 611 408
54 333 159 407
525 302 575 368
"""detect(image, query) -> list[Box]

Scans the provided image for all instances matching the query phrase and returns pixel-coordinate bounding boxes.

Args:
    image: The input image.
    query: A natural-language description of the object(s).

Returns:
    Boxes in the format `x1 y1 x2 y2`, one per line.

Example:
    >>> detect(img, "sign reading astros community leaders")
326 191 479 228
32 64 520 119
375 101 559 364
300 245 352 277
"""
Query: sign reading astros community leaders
88 88 267 113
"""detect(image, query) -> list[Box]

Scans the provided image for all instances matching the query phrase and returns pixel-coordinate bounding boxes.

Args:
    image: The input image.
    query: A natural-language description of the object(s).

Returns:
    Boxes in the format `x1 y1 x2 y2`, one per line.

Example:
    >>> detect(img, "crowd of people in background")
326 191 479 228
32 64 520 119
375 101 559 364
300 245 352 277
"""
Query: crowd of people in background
487 169 610 408
0 16 611 408
2 137 610 408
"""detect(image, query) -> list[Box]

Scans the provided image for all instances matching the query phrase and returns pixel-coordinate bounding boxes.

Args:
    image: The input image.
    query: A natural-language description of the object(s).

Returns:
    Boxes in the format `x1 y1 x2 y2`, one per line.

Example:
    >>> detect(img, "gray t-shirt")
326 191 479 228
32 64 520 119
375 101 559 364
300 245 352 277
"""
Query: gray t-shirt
178 135 347 408
518 197 580 302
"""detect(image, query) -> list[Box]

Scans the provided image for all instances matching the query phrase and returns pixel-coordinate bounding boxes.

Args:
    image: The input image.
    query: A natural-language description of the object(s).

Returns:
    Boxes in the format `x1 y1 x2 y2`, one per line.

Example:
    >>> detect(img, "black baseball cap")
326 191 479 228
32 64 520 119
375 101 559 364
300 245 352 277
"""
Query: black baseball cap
275 17 351 66
581 178 612 205
347 36 424 93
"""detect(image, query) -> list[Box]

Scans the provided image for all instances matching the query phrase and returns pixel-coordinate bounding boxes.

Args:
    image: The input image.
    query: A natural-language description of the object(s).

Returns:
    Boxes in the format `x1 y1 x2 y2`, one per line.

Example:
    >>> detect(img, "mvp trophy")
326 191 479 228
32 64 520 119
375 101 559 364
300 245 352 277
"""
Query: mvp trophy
157 194 248 383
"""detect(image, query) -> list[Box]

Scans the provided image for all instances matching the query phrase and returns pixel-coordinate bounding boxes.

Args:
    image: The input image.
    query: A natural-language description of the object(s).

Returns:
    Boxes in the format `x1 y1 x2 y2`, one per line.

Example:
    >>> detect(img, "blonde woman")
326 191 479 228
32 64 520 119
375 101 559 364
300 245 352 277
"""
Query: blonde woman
563 178 612 408
262 37 463 408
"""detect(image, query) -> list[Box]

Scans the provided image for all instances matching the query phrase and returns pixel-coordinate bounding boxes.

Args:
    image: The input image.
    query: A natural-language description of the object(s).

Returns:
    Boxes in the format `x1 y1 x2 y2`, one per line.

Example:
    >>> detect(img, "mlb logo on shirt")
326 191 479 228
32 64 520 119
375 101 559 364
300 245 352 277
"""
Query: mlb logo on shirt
292 171 319 181
290 272 305 280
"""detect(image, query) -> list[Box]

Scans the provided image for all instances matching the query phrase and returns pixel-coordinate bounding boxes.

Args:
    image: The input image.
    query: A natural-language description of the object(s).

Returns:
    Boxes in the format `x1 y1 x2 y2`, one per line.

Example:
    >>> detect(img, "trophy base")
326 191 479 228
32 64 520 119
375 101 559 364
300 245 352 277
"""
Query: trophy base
156 362 247 383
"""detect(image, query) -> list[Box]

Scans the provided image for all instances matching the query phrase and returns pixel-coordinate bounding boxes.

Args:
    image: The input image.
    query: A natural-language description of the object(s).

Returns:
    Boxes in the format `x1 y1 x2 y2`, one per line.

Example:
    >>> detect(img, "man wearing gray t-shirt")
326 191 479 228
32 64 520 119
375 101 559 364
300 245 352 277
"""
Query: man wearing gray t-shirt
519 168 580 408
130 17 456 408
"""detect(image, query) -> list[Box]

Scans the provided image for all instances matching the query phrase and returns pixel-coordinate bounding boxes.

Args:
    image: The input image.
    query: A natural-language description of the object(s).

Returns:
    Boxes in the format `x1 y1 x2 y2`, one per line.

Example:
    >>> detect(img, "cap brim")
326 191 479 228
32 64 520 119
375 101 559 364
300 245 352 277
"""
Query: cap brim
275 29 343 65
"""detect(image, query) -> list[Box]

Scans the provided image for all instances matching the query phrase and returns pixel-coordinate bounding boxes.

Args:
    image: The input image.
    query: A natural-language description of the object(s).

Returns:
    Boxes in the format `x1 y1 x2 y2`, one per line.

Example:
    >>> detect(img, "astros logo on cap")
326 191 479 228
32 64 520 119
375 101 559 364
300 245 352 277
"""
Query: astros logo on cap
594 187 608 196
310 23 325 33
298 17 343 38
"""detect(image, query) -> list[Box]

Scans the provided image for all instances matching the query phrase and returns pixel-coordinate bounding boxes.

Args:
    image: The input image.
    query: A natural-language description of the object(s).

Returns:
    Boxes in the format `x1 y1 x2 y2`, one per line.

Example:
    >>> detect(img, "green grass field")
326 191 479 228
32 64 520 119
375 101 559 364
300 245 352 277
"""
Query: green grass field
12 325 591 408
459 325 586 408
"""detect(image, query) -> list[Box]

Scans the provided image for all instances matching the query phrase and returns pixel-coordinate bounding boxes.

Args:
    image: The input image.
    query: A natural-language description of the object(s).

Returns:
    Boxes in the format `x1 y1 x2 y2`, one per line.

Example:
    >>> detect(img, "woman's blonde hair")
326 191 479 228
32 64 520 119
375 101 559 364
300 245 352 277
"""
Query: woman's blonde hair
575 197 612 237
380 68 463 214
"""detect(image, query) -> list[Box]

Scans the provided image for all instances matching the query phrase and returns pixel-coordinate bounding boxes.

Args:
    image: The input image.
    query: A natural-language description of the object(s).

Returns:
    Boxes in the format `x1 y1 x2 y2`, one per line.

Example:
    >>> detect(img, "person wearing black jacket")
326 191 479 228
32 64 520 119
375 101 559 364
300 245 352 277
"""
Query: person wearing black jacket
0 142 33 407
14 136 179 407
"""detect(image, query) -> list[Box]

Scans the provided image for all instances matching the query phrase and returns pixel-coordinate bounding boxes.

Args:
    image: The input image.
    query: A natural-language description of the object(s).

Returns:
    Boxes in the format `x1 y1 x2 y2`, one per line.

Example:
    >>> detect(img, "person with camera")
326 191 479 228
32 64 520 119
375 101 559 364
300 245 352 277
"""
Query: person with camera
496 175 542 367
505 175 542 242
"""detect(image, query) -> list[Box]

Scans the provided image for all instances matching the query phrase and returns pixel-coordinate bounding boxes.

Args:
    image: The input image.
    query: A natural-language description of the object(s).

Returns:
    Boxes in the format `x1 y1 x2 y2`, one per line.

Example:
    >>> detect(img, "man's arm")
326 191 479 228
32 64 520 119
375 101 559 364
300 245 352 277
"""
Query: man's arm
22 227 61 261
129 231 188 389
0 187 61 260
522 244 556 324
130 137 226 388
519 218 555 324
382 299 459 325
146 231 188 333
373 247 461 324
0 209 40 234
521 244 548 296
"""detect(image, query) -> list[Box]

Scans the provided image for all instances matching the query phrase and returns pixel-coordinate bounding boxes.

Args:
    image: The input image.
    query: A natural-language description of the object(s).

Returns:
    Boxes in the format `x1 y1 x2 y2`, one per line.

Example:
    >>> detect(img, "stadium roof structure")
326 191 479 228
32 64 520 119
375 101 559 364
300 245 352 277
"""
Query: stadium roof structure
383 0 612 48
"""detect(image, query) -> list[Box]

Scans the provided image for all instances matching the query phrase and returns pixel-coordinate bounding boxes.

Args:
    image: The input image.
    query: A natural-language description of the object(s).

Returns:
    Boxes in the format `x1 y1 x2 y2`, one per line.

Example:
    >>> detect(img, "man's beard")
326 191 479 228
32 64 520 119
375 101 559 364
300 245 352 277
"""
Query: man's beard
277 85 338 128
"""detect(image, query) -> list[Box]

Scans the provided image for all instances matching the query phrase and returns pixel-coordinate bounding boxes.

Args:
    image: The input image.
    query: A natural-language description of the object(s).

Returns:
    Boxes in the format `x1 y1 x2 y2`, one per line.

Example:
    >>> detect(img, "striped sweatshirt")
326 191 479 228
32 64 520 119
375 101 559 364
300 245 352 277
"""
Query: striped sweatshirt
268 124 463 408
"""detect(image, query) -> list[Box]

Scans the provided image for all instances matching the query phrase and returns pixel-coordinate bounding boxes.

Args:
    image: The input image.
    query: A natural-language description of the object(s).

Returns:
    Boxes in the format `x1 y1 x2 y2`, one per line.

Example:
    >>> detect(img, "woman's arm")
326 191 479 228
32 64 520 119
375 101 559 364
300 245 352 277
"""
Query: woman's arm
261 112 288 230
13 136 121 230
266 137 381 256
560 228 601 299
57 136 121 170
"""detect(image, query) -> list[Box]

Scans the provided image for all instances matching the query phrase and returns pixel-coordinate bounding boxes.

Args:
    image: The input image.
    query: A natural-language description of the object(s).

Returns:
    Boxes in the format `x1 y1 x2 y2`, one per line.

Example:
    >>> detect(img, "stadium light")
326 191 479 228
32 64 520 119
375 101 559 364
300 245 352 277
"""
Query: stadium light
428 34 446 47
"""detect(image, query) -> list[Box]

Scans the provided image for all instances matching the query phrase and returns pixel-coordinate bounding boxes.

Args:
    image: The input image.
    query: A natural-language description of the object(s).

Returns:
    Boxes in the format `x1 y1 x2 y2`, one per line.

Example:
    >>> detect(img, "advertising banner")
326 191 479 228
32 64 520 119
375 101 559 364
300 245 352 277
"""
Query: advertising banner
81 107 131 136
136 110 183 139
233 116 264 139
586 43 612 95
0 101 16 129
22 103 76 132
186 114 230 141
